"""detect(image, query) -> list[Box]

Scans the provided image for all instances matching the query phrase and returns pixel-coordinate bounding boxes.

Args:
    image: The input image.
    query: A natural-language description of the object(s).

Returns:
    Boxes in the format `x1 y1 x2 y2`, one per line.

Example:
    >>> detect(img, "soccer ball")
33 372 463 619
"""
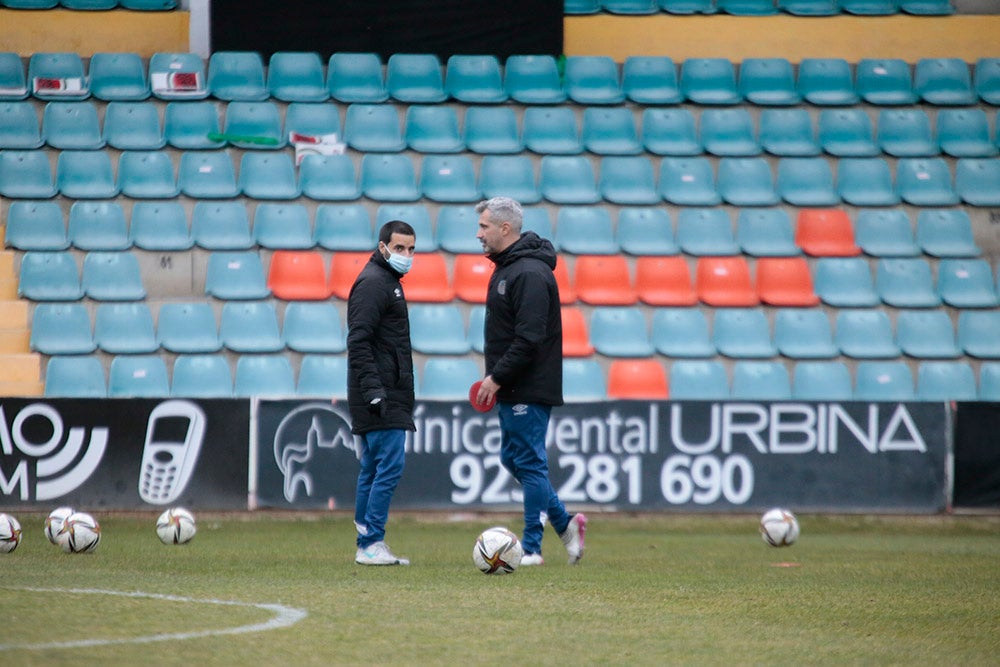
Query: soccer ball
759 508 800 547
59 512 101 553
156 507 197 545
0 514 22 553
45 506 76 545
472 526 523 575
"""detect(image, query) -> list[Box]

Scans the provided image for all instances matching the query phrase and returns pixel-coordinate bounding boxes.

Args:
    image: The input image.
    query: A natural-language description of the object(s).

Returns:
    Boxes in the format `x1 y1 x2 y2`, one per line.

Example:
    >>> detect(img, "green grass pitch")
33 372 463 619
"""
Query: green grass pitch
2 512 999 665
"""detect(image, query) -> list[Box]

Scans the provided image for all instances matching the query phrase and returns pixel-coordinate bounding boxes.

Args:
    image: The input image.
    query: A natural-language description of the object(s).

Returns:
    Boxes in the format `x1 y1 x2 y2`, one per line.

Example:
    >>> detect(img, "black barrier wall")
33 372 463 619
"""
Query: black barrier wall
953 402 1000 508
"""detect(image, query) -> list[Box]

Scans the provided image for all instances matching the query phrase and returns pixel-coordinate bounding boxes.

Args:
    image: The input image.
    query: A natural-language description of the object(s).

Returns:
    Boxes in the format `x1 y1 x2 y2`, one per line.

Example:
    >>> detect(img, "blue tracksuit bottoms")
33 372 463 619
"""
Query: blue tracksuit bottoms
354 429 406 548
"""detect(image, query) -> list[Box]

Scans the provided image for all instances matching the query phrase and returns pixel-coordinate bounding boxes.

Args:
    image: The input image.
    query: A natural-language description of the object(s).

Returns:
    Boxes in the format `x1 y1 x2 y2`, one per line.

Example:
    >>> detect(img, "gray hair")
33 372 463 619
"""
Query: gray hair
475 196 523 233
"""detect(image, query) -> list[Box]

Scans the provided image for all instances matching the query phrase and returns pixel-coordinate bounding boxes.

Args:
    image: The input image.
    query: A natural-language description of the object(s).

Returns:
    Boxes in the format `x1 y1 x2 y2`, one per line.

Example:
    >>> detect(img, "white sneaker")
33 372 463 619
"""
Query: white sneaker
520 553 544 566
559 513 587 565
355 541 410 566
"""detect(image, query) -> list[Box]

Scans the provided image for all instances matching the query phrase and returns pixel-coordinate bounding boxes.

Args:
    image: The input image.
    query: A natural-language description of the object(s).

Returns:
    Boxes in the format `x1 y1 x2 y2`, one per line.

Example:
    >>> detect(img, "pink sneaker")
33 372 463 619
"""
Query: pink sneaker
559 513 587 564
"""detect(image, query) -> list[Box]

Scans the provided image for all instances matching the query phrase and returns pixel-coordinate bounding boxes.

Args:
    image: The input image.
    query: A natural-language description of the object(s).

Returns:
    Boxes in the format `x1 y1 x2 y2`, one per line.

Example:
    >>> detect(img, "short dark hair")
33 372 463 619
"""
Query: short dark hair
378 220 416 245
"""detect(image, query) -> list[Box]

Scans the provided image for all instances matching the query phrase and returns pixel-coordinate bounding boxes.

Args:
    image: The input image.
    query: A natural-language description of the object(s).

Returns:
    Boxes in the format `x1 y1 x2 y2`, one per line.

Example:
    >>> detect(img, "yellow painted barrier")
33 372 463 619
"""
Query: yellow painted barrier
0 8 188 57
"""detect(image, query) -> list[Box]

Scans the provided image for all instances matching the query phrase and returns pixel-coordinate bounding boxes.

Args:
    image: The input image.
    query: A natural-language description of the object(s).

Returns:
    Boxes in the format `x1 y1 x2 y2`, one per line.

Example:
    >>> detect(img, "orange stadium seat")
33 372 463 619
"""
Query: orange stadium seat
634 256 698 306
795 209 861 256
399 253 454 302
755 256 820 306
327 251 370 300
695 256 759 306
607 359 669 399
267 250 331 300
561 306 595 357
574 255 636 305
452 254 494 303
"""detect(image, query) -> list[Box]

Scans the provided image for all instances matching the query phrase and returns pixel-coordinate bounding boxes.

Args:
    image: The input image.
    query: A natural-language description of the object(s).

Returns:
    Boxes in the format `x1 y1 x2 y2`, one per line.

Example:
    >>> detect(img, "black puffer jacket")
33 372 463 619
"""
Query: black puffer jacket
484 232 563 406
346 251 415 434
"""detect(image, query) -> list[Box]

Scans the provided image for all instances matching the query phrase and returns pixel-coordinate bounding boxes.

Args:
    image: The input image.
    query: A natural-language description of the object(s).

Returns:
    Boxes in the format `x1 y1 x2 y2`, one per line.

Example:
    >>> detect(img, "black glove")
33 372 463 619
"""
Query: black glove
368 397 387 419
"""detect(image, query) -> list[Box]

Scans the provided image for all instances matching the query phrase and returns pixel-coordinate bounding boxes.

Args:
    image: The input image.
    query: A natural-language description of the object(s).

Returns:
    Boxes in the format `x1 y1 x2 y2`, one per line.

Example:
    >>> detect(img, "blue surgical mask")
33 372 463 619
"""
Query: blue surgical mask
387 252 413 275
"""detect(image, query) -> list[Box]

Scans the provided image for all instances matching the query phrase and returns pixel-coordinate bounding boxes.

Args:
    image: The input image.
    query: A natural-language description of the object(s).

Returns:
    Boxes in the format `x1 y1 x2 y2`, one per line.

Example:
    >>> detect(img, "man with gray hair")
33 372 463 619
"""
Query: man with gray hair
473 196 587 566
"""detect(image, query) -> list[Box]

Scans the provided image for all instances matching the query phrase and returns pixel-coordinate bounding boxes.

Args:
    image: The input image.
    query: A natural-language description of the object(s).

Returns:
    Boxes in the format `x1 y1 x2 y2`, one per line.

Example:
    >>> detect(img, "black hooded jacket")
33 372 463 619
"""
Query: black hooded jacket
484 231 564 406
346 250 416 434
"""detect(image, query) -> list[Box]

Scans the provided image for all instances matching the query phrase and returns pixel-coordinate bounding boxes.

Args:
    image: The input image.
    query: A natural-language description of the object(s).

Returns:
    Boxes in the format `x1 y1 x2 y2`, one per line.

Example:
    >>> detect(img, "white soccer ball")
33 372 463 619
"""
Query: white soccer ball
156 507 197 545
0 513 22 554
59 512 101 553
472 526 523 575
45 506 76 545
759 508 800 547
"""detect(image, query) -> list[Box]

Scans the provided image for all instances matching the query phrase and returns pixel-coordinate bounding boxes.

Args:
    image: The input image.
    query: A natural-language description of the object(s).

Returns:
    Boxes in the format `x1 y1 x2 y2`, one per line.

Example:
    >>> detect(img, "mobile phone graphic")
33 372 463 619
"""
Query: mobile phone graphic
138 400 206 505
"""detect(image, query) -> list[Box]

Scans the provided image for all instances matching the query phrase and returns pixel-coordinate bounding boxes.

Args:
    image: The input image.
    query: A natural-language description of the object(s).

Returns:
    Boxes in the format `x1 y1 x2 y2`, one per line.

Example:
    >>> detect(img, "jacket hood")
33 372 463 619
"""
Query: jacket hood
490 231 557 270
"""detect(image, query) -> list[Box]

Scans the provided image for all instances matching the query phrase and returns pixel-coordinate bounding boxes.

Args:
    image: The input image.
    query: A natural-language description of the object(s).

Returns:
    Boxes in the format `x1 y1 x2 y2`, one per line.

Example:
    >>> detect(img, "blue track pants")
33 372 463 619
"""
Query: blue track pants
354 429 406 548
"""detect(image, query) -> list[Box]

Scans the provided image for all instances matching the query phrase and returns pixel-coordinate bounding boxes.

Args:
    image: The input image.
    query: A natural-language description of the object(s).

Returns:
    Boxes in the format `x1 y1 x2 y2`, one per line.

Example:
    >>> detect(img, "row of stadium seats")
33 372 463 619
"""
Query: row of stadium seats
5 101 999 159
6 201 982 259
0 0 174 9
3 52 998 106
566 0 955 16
29 299 1000 360
2 149 997 206
42 353 1000 401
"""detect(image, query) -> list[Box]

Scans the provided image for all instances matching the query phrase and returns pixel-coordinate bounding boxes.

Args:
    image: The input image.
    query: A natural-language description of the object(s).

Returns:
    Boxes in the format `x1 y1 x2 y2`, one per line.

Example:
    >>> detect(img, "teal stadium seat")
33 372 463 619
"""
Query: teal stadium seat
0 101 43 149
700 108 760 156
5 201 68 250
914 57 976 105
876 258 941 308
854 209 919 257
877 108 937 157
562 359 607 403
774 308 838 359
285 101 341 138
759 108 820 157
419 155 480 203
835 309 900 359
981 363 1000 400
68 201 130 251
840 0 899 14
712 308 776 358
467 306 485 353
523 106 582 155
896 310 960 359
345 104 405 152
738 57 799 105
642 108 701 155
899 0 954 14
522 208 556 246
418 357 481 401
652 308 714 358
564 56 625 105
435 206 482 254
327 52 388 103
936 259 998 308
565 0 602 13
855 361 915 401
660 0 717 12
191 201 253 250
955 158 1000 207
28 53 89 101
677 208 738 256
540 156 600 204
30 303 96 355
88 52 149 101
973 57 1000 105
555 206 617 254
668 360 730 400
617 207 679 256
445 55 507 104
464 106 523 154
917 362 977 401
837 158 900 206
223 101 285 149
409 304 470 355
179 150 239 198
680 58 740 105
234 354 296 397
60 0 118 9
602 0 658 13
253 203 314 250
204 251 269 300
220 301 284 353
207 51 268 102
777 157 838 206
94 302 158 354
818 108 879 157
118 150 180 199
82 251 145 301
936 108 997 158
239 152 301 200
43 101 103 149
360 154 420 201
479 155 541 204
731 361 791 400
267 52 329 102
374 204 436 252
718 0 777 13
583 107 641 155
792 361 853 400
856 58 917 105
149 52 208 100
313 204 372 251
406 105 464 153
599 156 659 205
56 150 118 199
504 55 567 105
296 355 348 398
164 101 224 149
796 57 858 105
736 208 799 257
119 0 178 8
590 307 654 357
897 158 959 206
108 355 170 398
717 157 779 206
386 53 447 103
0 52 28 101
659 157 721 205
959 311 1000 359
916 209 980 257
103 102 165 150
18 251 82 301
156 303 221 353
299 154 361 201
283 302 346 354
171 354 233 398
623 56 683 105
45 356 106 398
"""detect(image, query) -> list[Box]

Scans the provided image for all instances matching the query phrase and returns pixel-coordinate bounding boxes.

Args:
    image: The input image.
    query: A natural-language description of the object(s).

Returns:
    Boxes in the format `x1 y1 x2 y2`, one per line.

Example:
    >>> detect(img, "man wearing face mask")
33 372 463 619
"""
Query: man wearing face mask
347 219 416 566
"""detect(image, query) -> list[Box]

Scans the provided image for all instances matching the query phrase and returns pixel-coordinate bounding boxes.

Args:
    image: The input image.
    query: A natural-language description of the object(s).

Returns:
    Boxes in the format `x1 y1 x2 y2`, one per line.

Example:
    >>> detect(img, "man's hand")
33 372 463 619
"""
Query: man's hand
368 397 387 419
476 375 500 407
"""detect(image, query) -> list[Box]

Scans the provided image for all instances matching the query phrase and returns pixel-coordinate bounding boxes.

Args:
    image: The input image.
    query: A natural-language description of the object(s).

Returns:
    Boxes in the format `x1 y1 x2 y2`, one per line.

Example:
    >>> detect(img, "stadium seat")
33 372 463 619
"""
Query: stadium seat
67 201 130 251
44 356 106 398
312 205 370 252
937 108 997 158
837 158 900 206
283 302 345 353
959 311 1000 358
328 251 370 300
635 256 698 306
652 308 714 357
575 255 636 305
445 54 507 103
565 0 602 13
296 355 348 398
738 57 800 105
204 251 270 300
327 52 388 103
554 256 576 304
399 253 454 302
955 158 1000 207
856 58 917 105
57 150 119 199
731 361 791 400
435 206 481 254
18 251 83 301
677 208 739 256
420 155 480 203
88 52 149 101
108 355 170 397
561 306 595 357
5 201 68 251
504 55 567 104
700 108 760 156
564 56 624 105
914 58 976 106
452 254 493 303
562 359 607 403
717 157 779 206
43 101 103 149
917 362 977 401
713 308 776 358
179 151 239 198
60 0 117 10
877 108 937 157
406 105 463 153
899 0 954 14
583 107 641 155
835 309 900 358
590 306 653 357
386 53 447 103
103 102 165 150
659 157 721 205
164 101 224 149
479 155 540 204
668 360 730 400
28 53 89 101
736 208 799 257
599 156 659 205
718 0 777 13
149 52 208 100
409 304 470 355
285 101 341 138
814 257 879 307
679 58 740 105
660 0 718 12
467 305 485 353
234 354 296 397
267 250 329 299
759 108 820 157
117 150 179 199
897 310 960 359
756 257 819 307
254 205 314 250
94 302 157 354
796 57 858 105
30 302 95 355
0 101 43 149
240 152 300 200
207 51 268 101
641 108 701 156
854 209 919 257
83 251 145 301
540 156 600 204
981 363 1000 400
607 359 669 399
299 154 361 201
191 201 252 250
464 106 523 154
220 301 284 353
896 157 959 206
523 107 582 155
156 303 222 353
602 0 658 13
360 154 420 201
267 51 329 102
974 57 1000 105
345 103 405 152
223 101 285 149
854 361 915 401
777 158 838 206
524 207 557 247
936 259 998 308
818 109 879 157
696 256 758 306
418 357 481 401
0 52 29 101
171 354 233 398
876 258 941 308
774 307 837 362
623 56 683 105
916 209 980 257
795 209 861 257
792 361 853 400
617 208 678 256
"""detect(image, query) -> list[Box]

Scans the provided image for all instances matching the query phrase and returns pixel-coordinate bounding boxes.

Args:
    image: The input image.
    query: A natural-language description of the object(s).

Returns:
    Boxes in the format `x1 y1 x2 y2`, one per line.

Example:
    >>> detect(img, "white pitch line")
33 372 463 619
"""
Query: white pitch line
0 587 308 650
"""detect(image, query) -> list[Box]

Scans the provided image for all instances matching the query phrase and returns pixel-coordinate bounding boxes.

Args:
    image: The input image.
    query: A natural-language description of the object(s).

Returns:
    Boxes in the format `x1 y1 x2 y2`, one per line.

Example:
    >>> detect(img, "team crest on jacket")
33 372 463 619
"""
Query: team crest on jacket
497 279 507 296
394 287 402 298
